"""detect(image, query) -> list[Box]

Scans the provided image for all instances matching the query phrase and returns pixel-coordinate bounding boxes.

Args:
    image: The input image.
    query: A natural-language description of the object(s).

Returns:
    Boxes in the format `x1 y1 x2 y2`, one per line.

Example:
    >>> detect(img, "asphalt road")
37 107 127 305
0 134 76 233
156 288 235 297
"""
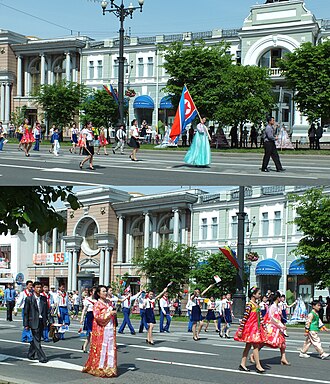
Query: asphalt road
1 311 330 384
0 145 329 186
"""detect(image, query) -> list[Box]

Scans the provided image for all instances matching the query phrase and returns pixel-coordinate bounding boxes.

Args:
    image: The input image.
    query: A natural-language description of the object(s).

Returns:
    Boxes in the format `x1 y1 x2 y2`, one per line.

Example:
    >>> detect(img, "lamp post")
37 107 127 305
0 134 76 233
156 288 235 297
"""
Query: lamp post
245 216 256 292
100 0 144 125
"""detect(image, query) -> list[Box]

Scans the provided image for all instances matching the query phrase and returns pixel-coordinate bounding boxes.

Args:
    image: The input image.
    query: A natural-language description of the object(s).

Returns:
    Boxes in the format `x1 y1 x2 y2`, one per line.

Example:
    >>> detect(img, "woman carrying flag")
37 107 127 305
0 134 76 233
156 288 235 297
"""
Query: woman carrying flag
184 117 211 167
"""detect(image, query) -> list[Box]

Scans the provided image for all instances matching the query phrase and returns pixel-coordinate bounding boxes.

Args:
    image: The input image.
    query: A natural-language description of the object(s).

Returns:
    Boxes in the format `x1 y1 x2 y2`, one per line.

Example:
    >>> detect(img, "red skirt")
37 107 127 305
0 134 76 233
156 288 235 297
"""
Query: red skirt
20 132 35 144
234 312 266 344
263 312 286 349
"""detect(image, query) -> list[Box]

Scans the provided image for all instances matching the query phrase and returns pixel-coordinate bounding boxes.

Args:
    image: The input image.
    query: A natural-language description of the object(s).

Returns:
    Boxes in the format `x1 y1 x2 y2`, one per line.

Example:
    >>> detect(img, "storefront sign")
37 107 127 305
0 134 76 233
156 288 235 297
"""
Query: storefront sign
33 252 69 265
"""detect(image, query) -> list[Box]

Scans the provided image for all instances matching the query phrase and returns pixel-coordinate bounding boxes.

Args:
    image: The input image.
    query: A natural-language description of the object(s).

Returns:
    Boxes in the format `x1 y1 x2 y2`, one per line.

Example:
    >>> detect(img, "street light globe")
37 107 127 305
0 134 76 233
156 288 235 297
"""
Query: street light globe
138 0 144 6
101 0 108 10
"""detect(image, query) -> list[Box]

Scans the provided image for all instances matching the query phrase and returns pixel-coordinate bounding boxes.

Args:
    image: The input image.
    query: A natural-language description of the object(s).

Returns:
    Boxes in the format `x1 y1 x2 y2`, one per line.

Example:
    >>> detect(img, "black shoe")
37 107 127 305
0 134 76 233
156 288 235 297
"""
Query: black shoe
256 368 266 374
131 332 136 335
261 168 270 172
118 331 123 334
28 356 37 361
276 168 286 172
239 365 250 372
139 331 143 333
112 149 115 154
39 359 48 363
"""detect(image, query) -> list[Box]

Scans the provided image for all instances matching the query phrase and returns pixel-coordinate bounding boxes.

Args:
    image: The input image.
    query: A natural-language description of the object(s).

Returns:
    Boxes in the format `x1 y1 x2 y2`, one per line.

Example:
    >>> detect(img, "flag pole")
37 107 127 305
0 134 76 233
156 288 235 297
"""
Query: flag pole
184 83 211 141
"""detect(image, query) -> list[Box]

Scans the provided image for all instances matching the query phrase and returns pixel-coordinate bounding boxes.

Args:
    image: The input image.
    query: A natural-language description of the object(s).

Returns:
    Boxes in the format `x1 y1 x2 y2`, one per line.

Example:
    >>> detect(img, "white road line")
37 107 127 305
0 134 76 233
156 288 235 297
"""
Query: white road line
130 345 218 355
32 178 106 186
211 343 301 354
136 358 330 384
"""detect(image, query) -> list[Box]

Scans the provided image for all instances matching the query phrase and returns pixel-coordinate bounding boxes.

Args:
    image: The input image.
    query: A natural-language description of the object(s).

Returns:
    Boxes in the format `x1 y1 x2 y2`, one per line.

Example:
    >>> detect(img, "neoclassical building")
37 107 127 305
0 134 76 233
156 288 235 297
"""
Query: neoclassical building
0 0 329 137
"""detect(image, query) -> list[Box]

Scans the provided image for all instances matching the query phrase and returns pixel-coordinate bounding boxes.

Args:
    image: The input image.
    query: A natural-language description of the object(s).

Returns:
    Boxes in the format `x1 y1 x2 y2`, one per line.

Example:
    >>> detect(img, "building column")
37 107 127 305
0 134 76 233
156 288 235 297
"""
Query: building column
144 212 150 249
40 54 46 85
17 56 23 96
181 212 187 245
34 232 38 254
0 83 5 122
173 209 180 243
99 248 105 285
104 248 111 286
67 250 73 292
65 52 71 82
152 215 157 248
72 249 78 291
72 54 77 82
126 218 131 263
117 216 124 263
52 228 58 254
4 83 11 123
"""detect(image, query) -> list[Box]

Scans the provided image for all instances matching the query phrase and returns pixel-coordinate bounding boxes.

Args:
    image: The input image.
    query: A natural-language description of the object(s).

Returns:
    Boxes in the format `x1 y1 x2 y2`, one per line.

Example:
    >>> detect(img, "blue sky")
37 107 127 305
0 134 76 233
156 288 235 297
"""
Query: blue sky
0 0 328 40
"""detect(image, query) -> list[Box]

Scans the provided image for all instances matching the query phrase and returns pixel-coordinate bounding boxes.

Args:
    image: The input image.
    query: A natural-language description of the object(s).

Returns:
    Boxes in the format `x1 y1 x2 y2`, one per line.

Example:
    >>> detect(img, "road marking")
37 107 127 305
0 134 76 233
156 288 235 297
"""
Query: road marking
130 345 218 355
211 343 301 354
136 358 330 383
41 167 102 175
32 178 105 186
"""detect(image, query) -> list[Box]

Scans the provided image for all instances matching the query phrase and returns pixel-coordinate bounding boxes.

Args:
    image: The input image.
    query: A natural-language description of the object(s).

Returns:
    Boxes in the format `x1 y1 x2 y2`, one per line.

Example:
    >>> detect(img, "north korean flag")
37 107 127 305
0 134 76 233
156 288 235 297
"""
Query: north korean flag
219 246 240 270
169 85 198 139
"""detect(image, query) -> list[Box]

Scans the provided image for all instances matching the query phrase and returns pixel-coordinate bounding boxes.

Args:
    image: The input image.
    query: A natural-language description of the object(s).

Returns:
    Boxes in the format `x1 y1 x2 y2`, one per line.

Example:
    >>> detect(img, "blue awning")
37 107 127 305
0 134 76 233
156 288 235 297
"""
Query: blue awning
133 95 154 109
289 259 306 275
255 259 282 276
160 95 174 109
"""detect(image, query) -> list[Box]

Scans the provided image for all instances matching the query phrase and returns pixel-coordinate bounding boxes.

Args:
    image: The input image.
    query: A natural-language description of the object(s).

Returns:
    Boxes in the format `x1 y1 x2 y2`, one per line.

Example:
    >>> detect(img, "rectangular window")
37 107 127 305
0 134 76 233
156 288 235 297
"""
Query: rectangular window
211 217 218 239
89 61 94 79
274 211 281 236
147 57 154 77
262 212 269 237
124 58 129 74
113 59 119 78
201 218 208 240
0 245 11 269
138 57 144 77
231 215 238 239
97 60 103 79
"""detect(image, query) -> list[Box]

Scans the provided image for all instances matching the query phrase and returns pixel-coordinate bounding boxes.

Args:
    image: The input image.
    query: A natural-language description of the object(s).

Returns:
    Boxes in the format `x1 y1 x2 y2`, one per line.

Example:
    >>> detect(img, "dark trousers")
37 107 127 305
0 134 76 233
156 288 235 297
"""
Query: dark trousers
160 307 171 332
118 307 135 333
315 138 320 150
139 308 148 332
262 141 283 171
6 301 15 321
28 320 47 362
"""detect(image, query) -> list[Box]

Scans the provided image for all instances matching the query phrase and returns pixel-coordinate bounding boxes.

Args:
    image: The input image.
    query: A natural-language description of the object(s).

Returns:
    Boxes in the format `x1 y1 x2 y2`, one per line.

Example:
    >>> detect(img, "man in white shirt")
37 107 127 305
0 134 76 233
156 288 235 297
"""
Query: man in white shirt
118 288 142 335
14 280 33 342
56 284 70 339
138 292 149 333
160 291 172 332
71 291 80 319
113 124 127 155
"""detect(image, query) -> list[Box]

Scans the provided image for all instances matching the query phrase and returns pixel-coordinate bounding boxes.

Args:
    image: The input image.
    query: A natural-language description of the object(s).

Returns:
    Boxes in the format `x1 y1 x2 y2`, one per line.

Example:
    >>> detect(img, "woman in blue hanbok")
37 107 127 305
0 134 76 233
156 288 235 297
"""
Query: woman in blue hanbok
184 118 211 166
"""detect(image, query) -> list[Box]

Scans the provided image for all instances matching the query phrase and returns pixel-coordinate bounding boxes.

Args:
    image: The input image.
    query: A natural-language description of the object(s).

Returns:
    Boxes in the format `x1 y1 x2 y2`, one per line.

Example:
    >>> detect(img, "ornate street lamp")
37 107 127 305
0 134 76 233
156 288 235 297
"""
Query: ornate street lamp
100 0 144 125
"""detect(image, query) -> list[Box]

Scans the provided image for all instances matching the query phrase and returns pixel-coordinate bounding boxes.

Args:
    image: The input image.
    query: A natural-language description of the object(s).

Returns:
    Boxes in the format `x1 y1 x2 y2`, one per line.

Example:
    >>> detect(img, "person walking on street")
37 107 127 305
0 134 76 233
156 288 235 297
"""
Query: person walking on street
14 280 33 342
113 124 127 155
32 122 41 151
79 121 95 170
159 291 172 333
308 124 316 149
128 119 140 161
261 116 285 172
23 281 50 363
118 287 141 335
4 283 16 321
315 123 323 150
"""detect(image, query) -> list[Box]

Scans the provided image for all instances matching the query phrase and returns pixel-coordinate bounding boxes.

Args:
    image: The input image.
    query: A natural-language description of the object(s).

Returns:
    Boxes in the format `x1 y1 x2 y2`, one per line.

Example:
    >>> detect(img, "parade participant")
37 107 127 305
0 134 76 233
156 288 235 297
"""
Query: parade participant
69 123 79 154
221 293 234 338
190 283 215 341
144 286 169 345
234 286 266 373
204 296 219 333
48 124 55 153
71 290 80 320
14 280 33 342
80 288 96 353
299 300 329 359
4 283 16 322
32 122 41 151
20 119 35 157
24 282 49 363
184 117 211 167
40 285 52 342
260 295 269 318
56 284 70 340
97 127 109 155
138 291 148 333
216 294 226 334
261 116 285 172
17 123 24 150
159 291 172 333
118 287 142 335
112 124 127 155
82 285 117 378
279 294 295 326
128 119 140 161
53 127 60 157
92 125 100 154
275 124 294 150
79 121 95 170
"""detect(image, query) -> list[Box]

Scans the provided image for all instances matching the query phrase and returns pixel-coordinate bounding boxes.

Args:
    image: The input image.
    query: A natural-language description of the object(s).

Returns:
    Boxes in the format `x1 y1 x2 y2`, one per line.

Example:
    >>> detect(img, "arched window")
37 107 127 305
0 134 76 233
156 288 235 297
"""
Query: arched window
258 48 289 69
53 57 65 83
29 59 41 93
158 215 181 244
85 221 98 251
132 219 144 259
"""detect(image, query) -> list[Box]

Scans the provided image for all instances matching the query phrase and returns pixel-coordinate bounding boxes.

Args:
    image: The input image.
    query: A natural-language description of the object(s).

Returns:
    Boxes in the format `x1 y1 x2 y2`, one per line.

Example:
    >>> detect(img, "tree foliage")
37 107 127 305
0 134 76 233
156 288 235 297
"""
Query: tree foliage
33 81 88 127
80 89 119 128
11 106 27 127
133 241 200 295
0 187 81 235
190 252 237 297
289 188 330 288
278 41 330 122
161 40 274 127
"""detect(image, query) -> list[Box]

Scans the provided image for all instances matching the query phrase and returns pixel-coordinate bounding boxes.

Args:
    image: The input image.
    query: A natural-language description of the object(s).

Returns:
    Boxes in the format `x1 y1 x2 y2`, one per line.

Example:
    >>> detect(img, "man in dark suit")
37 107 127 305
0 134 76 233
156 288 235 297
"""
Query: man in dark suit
23 281 50 363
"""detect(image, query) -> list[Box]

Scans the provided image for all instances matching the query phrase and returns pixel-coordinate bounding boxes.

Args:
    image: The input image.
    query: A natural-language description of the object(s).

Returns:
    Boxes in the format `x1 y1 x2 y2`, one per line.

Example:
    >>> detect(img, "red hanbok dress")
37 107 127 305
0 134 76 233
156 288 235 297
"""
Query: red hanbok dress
99 129 108 146
263 303 286 349
82 299 117 378
234 301 266 344
20 124 35 143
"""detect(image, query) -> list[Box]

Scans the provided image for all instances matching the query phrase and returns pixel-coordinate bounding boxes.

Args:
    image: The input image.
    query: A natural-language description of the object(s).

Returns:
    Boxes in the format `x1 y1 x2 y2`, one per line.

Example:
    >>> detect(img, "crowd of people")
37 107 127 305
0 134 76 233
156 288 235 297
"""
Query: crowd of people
2 280 330 378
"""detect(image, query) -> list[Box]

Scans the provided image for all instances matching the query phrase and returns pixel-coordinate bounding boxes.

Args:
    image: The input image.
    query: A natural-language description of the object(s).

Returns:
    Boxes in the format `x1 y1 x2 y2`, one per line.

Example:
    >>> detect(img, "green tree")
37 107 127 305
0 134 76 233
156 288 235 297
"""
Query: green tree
11 106 27 128
278 41 330 122
160 40 232 118
133 241 200 295
215 65 274 145
80 89 119 128
289 188 330 289
33 81 88 128
190 252 237 297
0 187 81 235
